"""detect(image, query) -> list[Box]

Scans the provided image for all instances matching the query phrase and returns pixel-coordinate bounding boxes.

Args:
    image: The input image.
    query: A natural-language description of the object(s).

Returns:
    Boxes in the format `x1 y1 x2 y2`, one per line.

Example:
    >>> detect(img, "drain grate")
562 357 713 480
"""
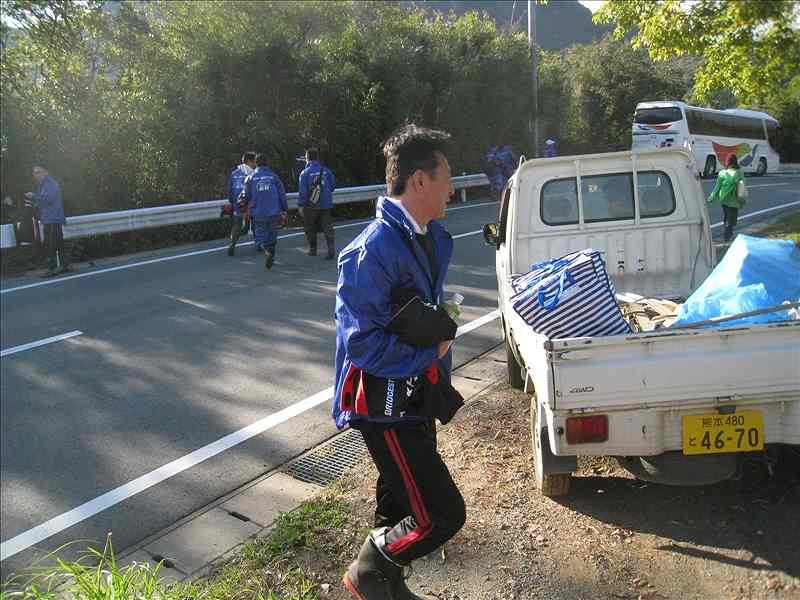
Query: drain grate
283 429 369 486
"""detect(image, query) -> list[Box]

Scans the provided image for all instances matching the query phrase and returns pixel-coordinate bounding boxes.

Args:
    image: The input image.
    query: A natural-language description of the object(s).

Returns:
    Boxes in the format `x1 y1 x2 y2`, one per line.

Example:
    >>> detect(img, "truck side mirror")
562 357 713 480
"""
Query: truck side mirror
483 223 500 247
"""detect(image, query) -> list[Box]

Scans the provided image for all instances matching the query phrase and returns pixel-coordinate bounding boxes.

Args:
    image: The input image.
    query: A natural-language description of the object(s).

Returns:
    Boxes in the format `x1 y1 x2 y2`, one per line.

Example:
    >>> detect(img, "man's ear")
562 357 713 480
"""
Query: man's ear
409 169 425 193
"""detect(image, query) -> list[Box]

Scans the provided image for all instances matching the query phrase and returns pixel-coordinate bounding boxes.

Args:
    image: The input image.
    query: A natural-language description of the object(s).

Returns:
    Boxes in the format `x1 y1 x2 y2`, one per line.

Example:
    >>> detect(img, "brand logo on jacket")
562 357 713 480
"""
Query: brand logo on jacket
384 379 396 415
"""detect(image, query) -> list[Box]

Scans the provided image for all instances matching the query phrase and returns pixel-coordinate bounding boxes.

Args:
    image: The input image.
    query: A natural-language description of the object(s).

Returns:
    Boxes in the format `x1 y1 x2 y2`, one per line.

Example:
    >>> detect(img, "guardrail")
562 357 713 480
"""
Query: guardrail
0 173 490 247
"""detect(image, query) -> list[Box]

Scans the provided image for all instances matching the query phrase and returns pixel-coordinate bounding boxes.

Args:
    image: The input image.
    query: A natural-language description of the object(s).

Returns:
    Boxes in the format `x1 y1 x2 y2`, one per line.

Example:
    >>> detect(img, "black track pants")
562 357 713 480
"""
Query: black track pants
302 207 334 251
359 422 465 564
723 205 739 242
43 223 66 270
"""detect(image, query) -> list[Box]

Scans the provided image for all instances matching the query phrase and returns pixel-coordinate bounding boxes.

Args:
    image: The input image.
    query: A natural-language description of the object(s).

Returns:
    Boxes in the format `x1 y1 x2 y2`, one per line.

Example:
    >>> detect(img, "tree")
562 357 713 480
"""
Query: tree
594 0 800 106
538 36 691 154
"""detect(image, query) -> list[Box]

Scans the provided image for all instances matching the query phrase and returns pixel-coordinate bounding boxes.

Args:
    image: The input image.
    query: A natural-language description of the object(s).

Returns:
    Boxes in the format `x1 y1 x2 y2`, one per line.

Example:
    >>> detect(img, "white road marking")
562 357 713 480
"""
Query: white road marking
746 183 790 188
0 201 498 295
452 229 483 240
0 331 83 358
0 308 501 561
710 200 800 229
456 309 501 336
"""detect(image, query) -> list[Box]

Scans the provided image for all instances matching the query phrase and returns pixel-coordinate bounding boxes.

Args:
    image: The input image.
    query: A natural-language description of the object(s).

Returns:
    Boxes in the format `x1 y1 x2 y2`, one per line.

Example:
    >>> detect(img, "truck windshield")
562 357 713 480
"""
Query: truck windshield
634 107 682 125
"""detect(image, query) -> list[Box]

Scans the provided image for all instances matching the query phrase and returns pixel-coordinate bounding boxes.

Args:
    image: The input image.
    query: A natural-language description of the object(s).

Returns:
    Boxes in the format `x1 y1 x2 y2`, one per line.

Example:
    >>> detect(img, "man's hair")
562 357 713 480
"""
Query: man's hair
242 151 256 164
305 147 320 162
726 154 739 169
382 124 451 196
255 153 269 167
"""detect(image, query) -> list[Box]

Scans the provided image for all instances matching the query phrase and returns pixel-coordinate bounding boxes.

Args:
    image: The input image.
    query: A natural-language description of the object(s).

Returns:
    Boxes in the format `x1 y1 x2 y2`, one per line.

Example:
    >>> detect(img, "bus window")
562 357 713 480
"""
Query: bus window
634 107 682 125
686 109 765 139
767 121 781 150
541 178 578 225
638 171 676 218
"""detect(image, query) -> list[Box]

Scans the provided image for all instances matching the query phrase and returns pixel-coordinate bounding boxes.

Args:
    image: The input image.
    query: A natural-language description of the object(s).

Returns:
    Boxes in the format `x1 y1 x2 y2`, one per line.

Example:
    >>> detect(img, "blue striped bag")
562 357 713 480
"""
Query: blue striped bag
510 249 631 339
511 249 590 294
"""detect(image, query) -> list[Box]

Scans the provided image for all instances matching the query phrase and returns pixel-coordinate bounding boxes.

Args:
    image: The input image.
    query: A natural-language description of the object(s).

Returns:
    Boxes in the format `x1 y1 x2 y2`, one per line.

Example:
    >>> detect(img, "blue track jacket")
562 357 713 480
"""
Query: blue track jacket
228 164 253 215
298 161 336 209
332 197 454 429
244 166 288 219
31 176 66 224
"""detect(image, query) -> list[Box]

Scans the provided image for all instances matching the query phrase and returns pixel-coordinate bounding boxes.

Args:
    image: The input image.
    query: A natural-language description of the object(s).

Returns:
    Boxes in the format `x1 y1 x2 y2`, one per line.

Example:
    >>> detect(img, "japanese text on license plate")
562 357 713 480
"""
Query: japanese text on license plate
682 411 764 455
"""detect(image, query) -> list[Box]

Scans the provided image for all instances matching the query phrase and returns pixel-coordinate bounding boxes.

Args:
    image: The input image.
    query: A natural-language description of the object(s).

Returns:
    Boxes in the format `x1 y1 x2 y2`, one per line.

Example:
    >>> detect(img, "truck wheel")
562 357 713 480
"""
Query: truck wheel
703 156 717 179
756 157 767 176
530 399 572 497
506 339 525 390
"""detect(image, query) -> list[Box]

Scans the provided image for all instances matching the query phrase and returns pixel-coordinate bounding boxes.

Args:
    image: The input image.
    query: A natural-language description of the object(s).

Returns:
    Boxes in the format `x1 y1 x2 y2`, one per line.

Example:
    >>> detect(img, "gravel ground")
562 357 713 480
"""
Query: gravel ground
296 381 799 600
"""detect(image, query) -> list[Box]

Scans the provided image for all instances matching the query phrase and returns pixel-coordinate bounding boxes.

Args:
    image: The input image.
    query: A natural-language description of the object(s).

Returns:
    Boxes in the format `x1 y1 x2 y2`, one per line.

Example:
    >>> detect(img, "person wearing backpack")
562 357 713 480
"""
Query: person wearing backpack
225 151 256 256
707 153 747 242
298 147 337 259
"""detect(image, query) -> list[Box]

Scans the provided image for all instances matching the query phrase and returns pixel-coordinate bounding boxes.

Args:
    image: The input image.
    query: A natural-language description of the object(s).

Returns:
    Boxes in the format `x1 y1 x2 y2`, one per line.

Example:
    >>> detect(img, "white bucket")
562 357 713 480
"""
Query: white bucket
0 223 16 249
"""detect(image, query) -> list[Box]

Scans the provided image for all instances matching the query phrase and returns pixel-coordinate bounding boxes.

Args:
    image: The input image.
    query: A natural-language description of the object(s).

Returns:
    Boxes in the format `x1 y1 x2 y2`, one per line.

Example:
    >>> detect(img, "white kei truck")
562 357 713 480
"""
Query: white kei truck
482 148 800 496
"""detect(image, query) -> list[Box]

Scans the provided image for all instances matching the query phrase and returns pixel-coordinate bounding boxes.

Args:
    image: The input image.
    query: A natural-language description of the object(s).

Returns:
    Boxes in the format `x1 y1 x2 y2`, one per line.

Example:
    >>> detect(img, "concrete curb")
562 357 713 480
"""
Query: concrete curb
116 344 507 583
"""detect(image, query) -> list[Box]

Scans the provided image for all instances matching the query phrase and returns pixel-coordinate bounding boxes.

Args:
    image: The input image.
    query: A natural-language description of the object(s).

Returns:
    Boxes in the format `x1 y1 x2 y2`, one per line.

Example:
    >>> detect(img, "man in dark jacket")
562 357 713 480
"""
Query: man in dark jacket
225 151 256 256
25 165 68 277
298 147 337 259
334 124 463 600
243 153 288 270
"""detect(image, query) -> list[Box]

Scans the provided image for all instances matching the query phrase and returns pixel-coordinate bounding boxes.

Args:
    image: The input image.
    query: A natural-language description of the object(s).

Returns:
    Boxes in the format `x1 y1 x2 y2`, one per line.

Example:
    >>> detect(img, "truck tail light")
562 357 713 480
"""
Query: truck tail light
566 415 608 444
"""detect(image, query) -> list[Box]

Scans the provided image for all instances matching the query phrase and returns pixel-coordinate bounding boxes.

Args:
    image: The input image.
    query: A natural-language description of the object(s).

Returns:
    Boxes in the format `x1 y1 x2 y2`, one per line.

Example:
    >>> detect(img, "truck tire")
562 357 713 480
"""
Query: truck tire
756 157 767 176
506 339 525 390
703 156 717 179
531 399 572 497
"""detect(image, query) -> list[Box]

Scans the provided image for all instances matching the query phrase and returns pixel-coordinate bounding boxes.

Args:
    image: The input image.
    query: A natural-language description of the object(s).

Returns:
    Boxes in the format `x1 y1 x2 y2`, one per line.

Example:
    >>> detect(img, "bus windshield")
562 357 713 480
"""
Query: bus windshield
634 107 682 125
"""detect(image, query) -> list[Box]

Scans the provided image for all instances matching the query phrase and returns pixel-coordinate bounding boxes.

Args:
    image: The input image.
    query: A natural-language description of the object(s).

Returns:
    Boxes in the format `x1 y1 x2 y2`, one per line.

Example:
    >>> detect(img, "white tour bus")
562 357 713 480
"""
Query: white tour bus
632 100 781 178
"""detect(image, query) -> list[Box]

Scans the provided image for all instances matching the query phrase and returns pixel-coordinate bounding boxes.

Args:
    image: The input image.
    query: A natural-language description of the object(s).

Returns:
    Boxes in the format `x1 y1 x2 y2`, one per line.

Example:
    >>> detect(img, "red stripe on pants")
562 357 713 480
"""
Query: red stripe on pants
383 429 432 555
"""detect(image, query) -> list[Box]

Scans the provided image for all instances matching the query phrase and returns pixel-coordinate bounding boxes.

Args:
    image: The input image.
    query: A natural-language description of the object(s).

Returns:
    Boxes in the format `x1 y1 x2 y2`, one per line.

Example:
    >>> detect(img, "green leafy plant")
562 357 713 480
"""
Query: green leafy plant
0 536 177 600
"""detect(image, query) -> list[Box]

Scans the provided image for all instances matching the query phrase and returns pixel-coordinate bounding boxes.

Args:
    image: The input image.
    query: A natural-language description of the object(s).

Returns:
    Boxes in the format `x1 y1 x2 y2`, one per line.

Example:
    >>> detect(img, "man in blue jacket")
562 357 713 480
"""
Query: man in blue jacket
298 147 337 259
25 165 69 277
225 151 256 256
497 144 517 181
243 153 288 270
334 124 463 600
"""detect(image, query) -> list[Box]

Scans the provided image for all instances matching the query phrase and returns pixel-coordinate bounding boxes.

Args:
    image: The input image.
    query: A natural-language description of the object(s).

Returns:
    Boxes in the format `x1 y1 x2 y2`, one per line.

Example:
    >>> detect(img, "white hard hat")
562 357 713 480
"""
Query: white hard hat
545 139 555 145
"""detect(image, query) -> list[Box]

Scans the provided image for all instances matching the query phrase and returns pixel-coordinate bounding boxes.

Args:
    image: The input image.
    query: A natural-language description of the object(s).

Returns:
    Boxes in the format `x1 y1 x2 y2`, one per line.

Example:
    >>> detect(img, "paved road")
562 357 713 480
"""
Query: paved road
1 173 798 576
0 198 505 576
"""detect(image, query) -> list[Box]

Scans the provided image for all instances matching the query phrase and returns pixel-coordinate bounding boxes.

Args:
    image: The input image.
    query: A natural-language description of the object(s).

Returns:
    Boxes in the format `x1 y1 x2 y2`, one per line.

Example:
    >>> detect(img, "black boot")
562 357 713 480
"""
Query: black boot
307 246 317 256
325 248 335 260
264 247 275 270
343 529 434 600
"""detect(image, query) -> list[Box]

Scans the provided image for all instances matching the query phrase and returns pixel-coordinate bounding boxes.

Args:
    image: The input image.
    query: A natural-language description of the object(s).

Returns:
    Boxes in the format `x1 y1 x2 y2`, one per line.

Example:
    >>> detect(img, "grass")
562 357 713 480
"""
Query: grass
0 537 170 600
758 210 800 242
1 490 352 600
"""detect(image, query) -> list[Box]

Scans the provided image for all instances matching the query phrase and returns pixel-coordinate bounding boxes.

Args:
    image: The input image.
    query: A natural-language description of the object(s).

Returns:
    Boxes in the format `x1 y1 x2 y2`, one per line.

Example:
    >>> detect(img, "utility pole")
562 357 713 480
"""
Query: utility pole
528 0 539 158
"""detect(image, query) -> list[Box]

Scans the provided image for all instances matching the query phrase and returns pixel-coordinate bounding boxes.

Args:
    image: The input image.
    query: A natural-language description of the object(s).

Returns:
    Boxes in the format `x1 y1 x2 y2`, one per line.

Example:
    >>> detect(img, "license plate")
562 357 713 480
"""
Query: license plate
682 411 764 455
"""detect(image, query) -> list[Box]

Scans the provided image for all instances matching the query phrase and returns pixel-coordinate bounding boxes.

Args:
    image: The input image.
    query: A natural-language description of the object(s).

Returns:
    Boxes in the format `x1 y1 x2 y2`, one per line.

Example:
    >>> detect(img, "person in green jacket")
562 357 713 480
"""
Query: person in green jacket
707 154 746 242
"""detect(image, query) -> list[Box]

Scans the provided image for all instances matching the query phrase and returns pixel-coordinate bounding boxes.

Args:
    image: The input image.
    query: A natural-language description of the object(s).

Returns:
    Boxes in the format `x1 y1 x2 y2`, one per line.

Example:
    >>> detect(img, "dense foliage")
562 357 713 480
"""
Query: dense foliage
595 0 800 161
1 0 795 223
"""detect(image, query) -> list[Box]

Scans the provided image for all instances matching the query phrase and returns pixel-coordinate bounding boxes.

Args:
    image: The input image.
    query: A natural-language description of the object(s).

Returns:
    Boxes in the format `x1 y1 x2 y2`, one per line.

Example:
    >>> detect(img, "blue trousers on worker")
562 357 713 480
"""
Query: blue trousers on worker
253 217 281 252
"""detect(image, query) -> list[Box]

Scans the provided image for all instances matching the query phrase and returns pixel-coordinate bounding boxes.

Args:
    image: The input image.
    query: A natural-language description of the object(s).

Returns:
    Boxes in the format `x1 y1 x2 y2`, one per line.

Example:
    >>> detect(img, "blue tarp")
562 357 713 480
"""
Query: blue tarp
672 234 800 328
